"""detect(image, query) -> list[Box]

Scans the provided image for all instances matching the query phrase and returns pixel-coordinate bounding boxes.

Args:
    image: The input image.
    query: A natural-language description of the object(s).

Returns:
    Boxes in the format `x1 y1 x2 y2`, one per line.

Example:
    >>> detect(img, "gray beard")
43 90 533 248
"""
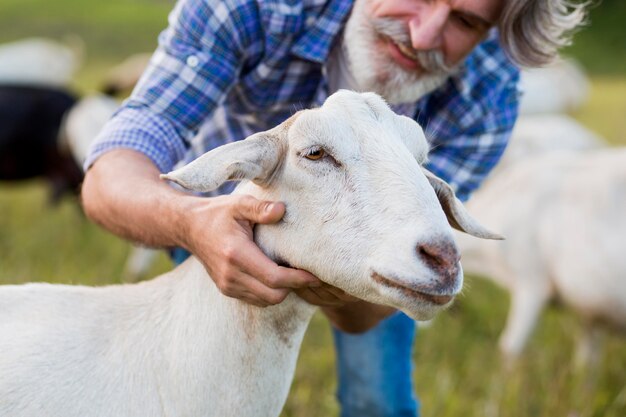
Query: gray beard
342 0 457 104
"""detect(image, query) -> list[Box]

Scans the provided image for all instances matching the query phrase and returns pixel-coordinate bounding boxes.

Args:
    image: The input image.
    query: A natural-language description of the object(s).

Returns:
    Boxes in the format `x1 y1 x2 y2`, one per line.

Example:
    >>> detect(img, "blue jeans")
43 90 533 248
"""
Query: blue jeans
333 311 419 417
170 248 419 416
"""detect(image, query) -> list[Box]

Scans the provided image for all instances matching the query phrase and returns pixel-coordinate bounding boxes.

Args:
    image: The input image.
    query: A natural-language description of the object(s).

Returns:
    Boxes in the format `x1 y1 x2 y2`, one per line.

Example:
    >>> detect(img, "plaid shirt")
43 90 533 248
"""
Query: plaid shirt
86 0 520 201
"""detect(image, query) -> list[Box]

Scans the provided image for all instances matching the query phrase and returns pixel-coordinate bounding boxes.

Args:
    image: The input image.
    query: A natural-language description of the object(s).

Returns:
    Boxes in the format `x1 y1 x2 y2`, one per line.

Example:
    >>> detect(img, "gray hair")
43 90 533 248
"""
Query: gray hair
499 0 589 67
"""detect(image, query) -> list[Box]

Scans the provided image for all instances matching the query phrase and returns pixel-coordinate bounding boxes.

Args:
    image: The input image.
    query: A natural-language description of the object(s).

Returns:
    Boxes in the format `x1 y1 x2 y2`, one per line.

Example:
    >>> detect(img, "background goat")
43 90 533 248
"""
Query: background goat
0 84 81 203
458 148 626 364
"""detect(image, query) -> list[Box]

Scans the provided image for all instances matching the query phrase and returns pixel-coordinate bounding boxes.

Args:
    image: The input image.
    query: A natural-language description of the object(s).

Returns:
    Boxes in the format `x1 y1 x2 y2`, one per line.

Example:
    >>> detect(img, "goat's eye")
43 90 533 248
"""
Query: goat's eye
305 148 325 161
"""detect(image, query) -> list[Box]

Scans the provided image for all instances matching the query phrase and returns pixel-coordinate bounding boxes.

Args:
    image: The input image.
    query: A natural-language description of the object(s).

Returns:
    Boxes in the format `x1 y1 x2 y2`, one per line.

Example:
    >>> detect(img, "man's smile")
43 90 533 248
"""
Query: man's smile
384 37 422 71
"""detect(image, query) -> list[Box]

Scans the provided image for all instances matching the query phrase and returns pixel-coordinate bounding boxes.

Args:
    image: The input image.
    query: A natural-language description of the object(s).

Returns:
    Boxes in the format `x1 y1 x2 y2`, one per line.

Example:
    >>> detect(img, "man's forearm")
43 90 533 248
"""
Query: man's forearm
81 149 193 249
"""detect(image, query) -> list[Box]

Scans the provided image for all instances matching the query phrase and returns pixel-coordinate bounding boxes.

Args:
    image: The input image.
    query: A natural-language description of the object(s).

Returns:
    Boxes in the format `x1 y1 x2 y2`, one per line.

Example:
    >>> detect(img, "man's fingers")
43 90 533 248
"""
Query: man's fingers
236 240 320 289
316 282 359 303
294 287 346 307
243 277 291 305
217 270 290 307
233 195 285 224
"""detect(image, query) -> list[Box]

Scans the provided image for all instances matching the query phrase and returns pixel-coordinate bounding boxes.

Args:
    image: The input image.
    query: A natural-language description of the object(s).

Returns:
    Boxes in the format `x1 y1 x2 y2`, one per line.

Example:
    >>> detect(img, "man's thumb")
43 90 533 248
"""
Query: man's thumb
239 198 285 224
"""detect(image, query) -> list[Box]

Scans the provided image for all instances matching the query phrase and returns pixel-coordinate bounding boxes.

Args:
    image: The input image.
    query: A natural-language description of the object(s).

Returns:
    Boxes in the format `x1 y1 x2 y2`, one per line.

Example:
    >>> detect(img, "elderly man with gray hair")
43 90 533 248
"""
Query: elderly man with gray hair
82 0 587 415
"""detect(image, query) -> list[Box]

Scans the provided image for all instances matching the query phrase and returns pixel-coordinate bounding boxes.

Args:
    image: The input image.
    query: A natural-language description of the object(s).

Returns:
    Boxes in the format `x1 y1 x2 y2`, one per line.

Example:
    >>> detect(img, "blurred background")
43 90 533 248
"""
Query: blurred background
0 0 624 416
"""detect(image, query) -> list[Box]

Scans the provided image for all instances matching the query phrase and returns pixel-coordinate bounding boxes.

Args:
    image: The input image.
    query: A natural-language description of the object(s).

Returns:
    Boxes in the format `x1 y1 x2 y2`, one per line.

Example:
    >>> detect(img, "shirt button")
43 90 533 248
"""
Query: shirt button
186 55 199 68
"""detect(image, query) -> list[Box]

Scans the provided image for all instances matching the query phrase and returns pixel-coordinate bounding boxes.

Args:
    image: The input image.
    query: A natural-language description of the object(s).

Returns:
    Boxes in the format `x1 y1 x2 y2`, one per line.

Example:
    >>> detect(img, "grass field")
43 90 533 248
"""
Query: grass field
1 1 625 416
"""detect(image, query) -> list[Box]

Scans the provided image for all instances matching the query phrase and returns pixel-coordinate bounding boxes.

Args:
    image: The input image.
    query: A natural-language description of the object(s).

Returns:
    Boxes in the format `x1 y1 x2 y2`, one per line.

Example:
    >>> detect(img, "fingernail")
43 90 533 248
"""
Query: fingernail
265 202 275 213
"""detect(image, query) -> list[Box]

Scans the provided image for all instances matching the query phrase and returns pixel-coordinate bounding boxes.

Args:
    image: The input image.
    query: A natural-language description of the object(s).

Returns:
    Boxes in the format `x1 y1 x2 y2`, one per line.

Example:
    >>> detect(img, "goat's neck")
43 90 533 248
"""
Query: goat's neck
158 257 317 415
157 182 318 414
172 256 317 351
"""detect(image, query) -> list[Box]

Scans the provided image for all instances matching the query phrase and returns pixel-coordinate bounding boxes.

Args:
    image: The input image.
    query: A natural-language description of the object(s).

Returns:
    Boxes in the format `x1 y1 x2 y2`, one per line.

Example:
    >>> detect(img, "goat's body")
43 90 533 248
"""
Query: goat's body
0 84 81 202
0 258 314 417
460 148 626 358
0 38 80 88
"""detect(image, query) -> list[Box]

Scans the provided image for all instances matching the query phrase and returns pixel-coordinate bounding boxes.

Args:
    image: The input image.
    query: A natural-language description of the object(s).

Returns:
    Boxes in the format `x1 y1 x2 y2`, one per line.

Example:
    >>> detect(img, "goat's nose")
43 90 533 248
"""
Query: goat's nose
417 239 460 279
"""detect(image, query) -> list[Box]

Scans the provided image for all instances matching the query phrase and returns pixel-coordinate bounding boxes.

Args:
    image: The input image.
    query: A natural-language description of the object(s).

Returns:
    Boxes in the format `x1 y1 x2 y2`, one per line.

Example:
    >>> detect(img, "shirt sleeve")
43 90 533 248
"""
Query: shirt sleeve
85 0 256 173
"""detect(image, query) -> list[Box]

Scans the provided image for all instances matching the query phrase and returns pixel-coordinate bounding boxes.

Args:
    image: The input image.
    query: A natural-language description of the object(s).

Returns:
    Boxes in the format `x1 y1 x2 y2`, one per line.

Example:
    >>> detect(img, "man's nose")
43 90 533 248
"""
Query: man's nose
408 4 450 50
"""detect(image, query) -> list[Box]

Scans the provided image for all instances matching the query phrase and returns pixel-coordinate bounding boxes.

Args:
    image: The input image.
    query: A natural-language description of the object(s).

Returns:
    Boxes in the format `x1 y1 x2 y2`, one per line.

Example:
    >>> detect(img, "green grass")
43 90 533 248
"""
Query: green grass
1 1 625 416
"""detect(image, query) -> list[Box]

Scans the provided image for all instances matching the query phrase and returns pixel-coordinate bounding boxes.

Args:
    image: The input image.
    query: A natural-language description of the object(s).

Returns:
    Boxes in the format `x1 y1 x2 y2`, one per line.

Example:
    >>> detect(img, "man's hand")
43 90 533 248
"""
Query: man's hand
83 150 376 311
294 282 359 307
322 302 397 333
178 194 322 307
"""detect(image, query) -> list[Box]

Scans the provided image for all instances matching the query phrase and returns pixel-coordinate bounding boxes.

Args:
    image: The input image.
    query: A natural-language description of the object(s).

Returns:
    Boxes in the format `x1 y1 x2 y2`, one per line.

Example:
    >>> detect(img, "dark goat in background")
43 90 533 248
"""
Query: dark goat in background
0 85 81 203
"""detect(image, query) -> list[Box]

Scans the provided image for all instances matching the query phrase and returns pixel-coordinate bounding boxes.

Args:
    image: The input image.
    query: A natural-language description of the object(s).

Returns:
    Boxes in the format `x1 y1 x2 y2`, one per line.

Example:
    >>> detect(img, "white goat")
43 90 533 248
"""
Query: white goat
456 97 605 362
458 147 626 363
0 37 82 87
0 91 499 417
61 94 120 165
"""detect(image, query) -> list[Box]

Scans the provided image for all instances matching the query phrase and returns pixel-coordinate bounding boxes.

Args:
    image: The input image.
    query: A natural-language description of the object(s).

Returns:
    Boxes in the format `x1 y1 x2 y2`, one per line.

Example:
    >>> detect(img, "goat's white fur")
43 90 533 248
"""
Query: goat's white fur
0 91 497 416
60 94 119 165
456 68 607 363
459 146 626 362
0 37 82 87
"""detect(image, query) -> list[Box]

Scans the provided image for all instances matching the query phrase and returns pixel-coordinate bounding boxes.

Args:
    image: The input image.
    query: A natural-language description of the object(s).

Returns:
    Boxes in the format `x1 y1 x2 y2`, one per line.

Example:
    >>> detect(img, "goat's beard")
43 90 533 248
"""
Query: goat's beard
343 0 458 104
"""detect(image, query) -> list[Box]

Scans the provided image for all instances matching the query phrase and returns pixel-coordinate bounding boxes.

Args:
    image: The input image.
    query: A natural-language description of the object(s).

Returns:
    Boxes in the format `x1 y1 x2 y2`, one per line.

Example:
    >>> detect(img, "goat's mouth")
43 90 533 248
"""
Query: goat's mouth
371 272 455 306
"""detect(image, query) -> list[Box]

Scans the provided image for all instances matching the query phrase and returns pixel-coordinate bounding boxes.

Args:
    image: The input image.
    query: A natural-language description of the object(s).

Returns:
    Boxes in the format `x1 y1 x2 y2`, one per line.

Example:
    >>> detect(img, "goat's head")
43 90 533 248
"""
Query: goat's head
162 90 501 320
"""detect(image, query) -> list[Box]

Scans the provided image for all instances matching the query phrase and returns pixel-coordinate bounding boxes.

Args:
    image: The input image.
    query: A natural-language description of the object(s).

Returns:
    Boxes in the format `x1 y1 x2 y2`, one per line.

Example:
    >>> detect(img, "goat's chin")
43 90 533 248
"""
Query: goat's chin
401 303 449 322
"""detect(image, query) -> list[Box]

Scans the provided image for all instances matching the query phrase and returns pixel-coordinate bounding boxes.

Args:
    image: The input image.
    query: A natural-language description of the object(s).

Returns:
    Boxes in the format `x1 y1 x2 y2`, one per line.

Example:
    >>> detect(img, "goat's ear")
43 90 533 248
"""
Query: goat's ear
423 168 504 240
395 115 429 164
160 133 282 192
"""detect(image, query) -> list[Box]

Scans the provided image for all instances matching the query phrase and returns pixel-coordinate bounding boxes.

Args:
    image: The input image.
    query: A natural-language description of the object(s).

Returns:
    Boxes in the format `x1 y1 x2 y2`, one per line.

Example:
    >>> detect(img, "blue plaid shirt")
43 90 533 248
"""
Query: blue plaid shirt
86 0 519 201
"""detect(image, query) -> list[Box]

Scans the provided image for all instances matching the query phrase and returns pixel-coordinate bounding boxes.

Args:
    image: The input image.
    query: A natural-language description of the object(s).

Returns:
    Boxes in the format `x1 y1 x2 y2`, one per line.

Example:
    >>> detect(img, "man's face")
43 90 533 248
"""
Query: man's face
344 0 502 103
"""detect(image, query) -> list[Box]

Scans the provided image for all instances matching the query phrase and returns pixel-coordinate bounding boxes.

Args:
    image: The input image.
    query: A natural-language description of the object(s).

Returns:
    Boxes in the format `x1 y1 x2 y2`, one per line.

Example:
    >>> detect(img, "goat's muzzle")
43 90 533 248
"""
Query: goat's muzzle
371 272 456 306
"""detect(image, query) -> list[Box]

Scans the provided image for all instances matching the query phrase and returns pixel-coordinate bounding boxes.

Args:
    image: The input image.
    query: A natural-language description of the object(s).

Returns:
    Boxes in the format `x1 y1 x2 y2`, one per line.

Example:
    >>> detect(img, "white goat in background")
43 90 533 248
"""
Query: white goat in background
0 37 82 88
0 91 500 417
459 57 626 365
458 148 626 363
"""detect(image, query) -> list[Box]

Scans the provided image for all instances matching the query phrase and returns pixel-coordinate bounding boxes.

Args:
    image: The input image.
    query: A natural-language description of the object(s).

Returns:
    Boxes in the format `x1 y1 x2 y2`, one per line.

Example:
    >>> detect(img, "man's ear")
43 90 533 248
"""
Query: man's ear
161 133 283 192
422 168 504 240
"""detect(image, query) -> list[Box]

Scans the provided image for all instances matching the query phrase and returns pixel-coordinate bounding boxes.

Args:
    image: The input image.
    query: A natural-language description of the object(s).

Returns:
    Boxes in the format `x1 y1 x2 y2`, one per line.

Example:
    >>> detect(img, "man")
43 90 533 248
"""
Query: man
82 0 586 415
